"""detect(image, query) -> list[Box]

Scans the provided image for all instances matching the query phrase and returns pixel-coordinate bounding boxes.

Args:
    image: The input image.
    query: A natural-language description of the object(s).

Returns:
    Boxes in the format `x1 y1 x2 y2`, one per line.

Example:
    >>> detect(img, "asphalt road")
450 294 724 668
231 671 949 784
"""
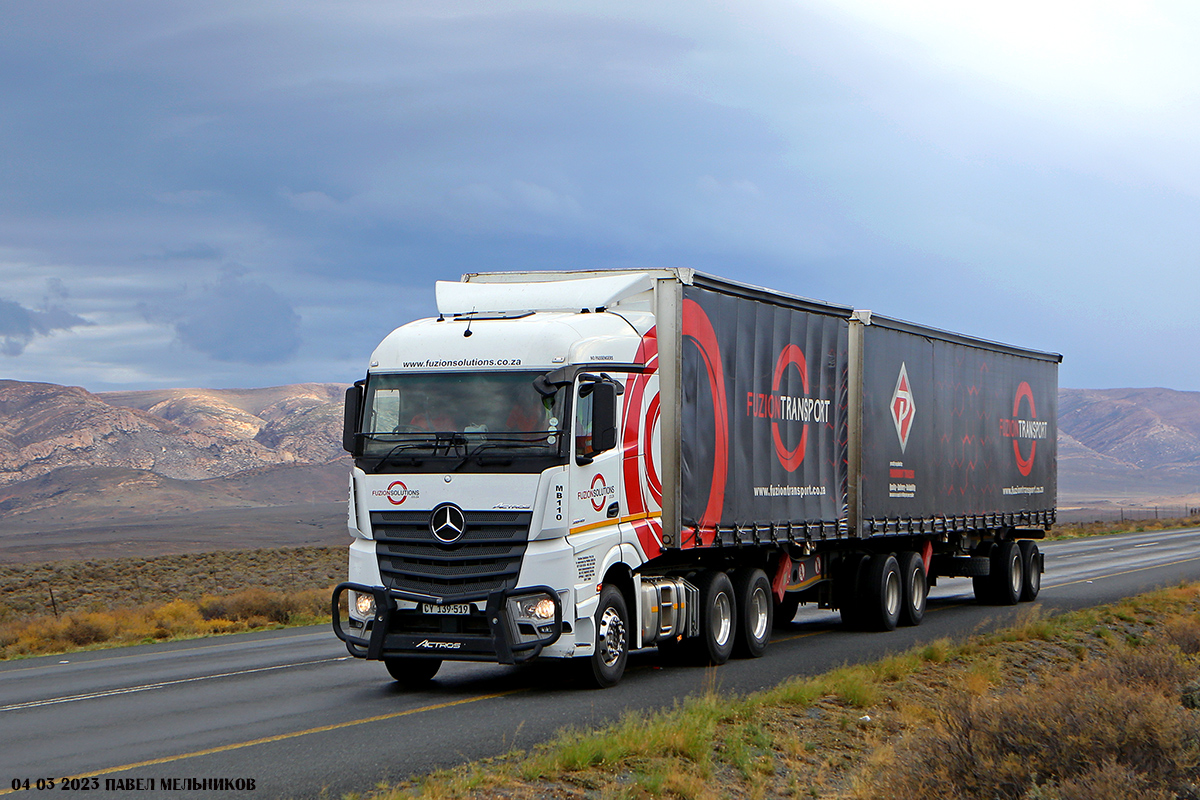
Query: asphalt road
3 528 1200 799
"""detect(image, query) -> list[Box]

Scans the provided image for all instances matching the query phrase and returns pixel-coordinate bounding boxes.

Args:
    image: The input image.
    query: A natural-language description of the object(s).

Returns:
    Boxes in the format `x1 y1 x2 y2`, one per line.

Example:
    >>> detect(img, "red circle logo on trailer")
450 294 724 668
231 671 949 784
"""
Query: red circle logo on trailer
771 344 810 472
1000 382 1049 477
1012 383 1037 476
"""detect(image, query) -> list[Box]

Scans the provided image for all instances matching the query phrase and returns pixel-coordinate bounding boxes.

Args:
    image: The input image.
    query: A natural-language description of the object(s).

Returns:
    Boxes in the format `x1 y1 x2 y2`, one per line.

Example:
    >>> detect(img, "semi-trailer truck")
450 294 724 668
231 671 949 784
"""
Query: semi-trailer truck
333 269 1059 688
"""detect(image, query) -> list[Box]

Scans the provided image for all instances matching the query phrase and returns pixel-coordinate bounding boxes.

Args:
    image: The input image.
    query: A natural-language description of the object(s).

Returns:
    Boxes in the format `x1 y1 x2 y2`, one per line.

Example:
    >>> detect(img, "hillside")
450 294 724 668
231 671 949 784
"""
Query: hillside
4 379 1200 560
0 381 350 558
1058 387 1200 502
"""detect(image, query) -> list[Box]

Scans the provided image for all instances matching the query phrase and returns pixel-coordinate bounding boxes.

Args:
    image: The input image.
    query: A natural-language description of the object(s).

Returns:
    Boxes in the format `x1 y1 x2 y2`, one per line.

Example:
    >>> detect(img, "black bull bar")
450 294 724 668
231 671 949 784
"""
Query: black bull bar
331 582 563 665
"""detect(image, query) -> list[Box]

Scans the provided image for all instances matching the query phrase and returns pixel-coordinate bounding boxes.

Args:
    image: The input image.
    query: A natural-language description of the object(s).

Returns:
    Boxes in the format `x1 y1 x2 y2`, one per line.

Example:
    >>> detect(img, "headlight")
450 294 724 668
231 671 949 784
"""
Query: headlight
514 594 557 621
353 592 376 619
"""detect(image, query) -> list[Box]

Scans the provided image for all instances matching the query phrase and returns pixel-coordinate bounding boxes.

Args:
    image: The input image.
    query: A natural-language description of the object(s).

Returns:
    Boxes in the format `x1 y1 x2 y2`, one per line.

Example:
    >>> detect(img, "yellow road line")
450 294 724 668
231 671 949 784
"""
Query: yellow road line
0 689 526 794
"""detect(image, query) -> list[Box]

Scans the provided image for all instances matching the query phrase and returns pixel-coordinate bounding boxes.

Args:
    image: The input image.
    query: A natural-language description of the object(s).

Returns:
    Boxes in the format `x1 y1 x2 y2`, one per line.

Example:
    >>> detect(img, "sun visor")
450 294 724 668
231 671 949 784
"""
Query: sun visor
436 273 655 315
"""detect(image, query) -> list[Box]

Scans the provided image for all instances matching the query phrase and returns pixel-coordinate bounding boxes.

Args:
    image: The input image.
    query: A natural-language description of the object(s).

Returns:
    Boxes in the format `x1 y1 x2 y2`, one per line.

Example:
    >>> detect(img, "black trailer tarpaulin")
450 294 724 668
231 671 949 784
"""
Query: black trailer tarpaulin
678 284 849 538
857 319 1058 525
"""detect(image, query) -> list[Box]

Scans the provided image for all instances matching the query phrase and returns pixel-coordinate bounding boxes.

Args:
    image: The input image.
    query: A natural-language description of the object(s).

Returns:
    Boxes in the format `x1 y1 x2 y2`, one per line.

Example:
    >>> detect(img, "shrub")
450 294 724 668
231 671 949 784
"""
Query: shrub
199 588 294 624
64 614 116 646
862 650 1200 800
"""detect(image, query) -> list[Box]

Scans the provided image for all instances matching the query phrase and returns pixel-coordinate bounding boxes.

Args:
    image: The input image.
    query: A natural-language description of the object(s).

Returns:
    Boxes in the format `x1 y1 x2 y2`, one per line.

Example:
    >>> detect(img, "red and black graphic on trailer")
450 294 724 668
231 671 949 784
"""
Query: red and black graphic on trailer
858 322 1057 521
678 285 847 541
621 326 665 559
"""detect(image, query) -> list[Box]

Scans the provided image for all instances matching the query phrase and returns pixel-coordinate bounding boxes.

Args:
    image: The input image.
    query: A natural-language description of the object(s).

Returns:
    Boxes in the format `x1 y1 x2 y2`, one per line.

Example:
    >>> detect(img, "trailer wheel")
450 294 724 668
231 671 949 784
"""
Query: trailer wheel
384 657 441 687
584 584 630 688
731 568 773 658
1018 540 1041 602
972 544 996 604
835 554 869 629
691 570 736 665
897 551 927 627
989 540 1023 606
774 592 802 629
863 554 902 631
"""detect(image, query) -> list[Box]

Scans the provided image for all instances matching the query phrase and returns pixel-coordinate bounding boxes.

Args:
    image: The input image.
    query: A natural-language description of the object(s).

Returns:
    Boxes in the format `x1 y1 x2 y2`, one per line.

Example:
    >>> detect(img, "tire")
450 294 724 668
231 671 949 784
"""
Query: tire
862 554 902 631
731 568 773 658
773 592 802 629
897 551 927 627
972 544 995 604
835 554 869 629
690 570 736 665
584 584 630 688
384 657 441 687
1019 540 1041 602
989 540 1023 606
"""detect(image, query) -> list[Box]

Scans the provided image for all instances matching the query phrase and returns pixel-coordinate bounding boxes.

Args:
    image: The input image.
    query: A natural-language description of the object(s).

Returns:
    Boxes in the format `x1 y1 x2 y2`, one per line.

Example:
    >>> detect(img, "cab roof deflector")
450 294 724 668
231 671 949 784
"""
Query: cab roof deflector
436 272 655 315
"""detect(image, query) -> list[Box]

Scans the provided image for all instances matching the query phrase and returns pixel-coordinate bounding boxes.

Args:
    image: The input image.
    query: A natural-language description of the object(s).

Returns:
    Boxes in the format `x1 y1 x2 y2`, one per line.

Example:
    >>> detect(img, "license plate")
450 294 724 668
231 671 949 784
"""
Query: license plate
421 603 471 616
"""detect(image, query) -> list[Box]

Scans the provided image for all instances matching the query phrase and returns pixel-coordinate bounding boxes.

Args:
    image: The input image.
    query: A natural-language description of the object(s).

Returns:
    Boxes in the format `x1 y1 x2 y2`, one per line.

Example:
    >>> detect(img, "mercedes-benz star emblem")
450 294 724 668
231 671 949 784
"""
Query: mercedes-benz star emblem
430 503 467 544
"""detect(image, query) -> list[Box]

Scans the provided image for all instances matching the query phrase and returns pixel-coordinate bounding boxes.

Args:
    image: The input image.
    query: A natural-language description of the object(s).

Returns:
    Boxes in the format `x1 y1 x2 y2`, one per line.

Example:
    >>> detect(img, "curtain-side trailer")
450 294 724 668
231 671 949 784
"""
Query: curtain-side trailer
333 269 1060 687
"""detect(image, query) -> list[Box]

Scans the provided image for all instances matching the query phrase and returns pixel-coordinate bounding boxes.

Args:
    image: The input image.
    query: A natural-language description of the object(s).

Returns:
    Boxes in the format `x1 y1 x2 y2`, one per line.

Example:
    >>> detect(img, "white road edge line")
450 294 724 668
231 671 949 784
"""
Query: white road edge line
0 656 350 712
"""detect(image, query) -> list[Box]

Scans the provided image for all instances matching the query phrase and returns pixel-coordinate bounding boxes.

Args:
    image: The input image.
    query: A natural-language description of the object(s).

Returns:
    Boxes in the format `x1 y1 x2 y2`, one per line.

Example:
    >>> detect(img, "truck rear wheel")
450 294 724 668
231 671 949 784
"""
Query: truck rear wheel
989 540 1023 605
384 657 441 687
691 570 736 665
862 554 902 631
1019 540 1041 601
584 584 630 688
835 554 869 629
773 592 802 629
897 551 927 627
731 567 772 658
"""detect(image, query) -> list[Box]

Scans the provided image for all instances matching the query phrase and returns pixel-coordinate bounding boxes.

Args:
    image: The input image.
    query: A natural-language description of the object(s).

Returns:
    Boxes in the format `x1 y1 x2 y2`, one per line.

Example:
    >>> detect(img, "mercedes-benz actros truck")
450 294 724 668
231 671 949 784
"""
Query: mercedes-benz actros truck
333 269 1059 687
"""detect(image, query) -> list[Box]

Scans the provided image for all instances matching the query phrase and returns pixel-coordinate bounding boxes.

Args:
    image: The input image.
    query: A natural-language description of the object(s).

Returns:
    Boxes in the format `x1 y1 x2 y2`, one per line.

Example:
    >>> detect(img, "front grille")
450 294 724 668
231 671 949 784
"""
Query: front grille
370 509 532 600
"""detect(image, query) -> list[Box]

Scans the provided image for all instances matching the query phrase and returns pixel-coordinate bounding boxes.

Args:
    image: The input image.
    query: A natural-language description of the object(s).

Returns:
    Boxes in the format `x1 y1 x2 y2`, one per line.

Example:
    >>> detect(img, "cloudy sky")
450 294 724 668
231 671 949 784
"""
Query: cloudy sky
2 1 1198 391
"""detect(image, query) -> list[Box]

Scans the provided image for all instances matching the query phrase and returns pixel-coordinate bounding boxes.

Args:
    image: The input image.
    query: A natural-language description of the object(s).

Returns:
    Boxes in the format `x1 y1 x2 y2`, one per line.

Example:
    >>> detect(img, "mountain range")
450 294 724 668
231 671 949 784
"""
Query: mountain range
2 380 1199 561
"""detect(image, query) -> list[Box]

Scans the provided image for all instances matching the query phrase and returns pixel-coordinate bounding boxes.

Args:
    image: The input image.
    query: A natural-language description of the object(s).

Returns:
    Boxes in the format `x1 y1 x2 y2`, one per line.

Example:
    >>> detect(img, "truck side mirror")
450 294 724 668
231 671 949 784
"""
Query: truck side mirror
591 381 618 453
343 382 364 455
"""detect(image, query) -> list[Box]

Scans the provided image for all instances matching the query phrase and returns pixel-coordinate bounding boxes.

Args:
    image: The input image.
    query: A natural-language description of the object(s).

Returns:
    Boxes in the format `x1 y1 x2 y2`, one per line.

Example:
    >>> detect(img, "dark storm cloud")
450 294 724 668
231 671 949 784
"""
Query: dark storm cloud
0 297 91 357
1 3 1199 389
143 270 302 365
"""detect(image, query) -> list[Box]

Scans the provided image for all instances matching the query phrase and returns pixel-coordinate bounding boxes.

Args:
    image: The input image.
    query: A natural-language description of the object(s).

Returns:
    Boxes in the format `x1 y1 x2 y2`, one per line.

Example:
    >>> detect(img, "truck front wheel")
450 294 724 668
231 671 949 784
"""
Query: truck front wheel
692 570 736 665
384 657 441 687
585 584 630 688
731 567 773 658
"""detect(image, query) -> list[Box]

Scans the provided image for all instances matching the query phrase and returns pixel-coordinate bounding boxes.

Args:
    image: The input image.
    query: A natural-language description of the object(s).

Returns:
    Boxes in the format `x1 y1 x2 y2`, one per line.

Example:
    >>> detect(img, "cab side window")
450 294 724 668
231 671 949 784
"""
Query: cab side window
575 388 595 459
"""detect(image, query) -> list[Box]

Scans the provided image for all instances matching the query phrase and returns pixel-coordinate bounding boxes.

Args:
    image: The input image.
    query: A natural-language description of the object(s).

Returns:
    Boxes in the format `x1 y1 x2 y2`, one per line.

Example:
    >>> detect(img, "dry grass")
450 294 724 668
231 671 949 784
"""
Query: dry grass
363 583 1200 800
0 587 332 658
0 547 342 658
1050 513 1200 540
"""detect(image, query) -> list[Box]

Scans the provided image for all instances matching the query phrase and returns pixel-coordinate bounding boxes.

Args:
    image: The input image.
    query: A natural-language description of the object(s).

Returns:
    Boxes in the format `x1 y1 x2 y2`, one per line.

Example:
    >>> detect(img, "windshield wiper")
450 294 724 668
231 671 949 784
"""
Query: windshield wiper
365 438 441 471
450 433 558 470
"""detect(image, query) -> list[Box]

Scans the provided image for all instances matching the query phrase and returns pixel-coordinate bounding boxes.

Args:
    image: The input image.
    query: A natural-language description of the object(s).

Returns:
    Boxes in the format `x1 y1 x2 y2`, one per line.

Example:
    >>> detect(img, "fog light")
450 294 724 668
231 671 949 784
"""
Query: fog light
354 592 376 618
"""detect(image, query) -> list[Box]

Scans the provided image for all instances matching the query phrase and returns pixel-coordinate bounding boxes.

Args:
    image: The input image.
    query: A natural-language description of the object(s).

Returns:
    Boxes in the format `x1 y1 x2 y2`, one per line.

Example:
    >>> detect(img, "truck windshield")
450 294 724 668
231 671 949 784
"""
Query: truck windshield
360 372 565 460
